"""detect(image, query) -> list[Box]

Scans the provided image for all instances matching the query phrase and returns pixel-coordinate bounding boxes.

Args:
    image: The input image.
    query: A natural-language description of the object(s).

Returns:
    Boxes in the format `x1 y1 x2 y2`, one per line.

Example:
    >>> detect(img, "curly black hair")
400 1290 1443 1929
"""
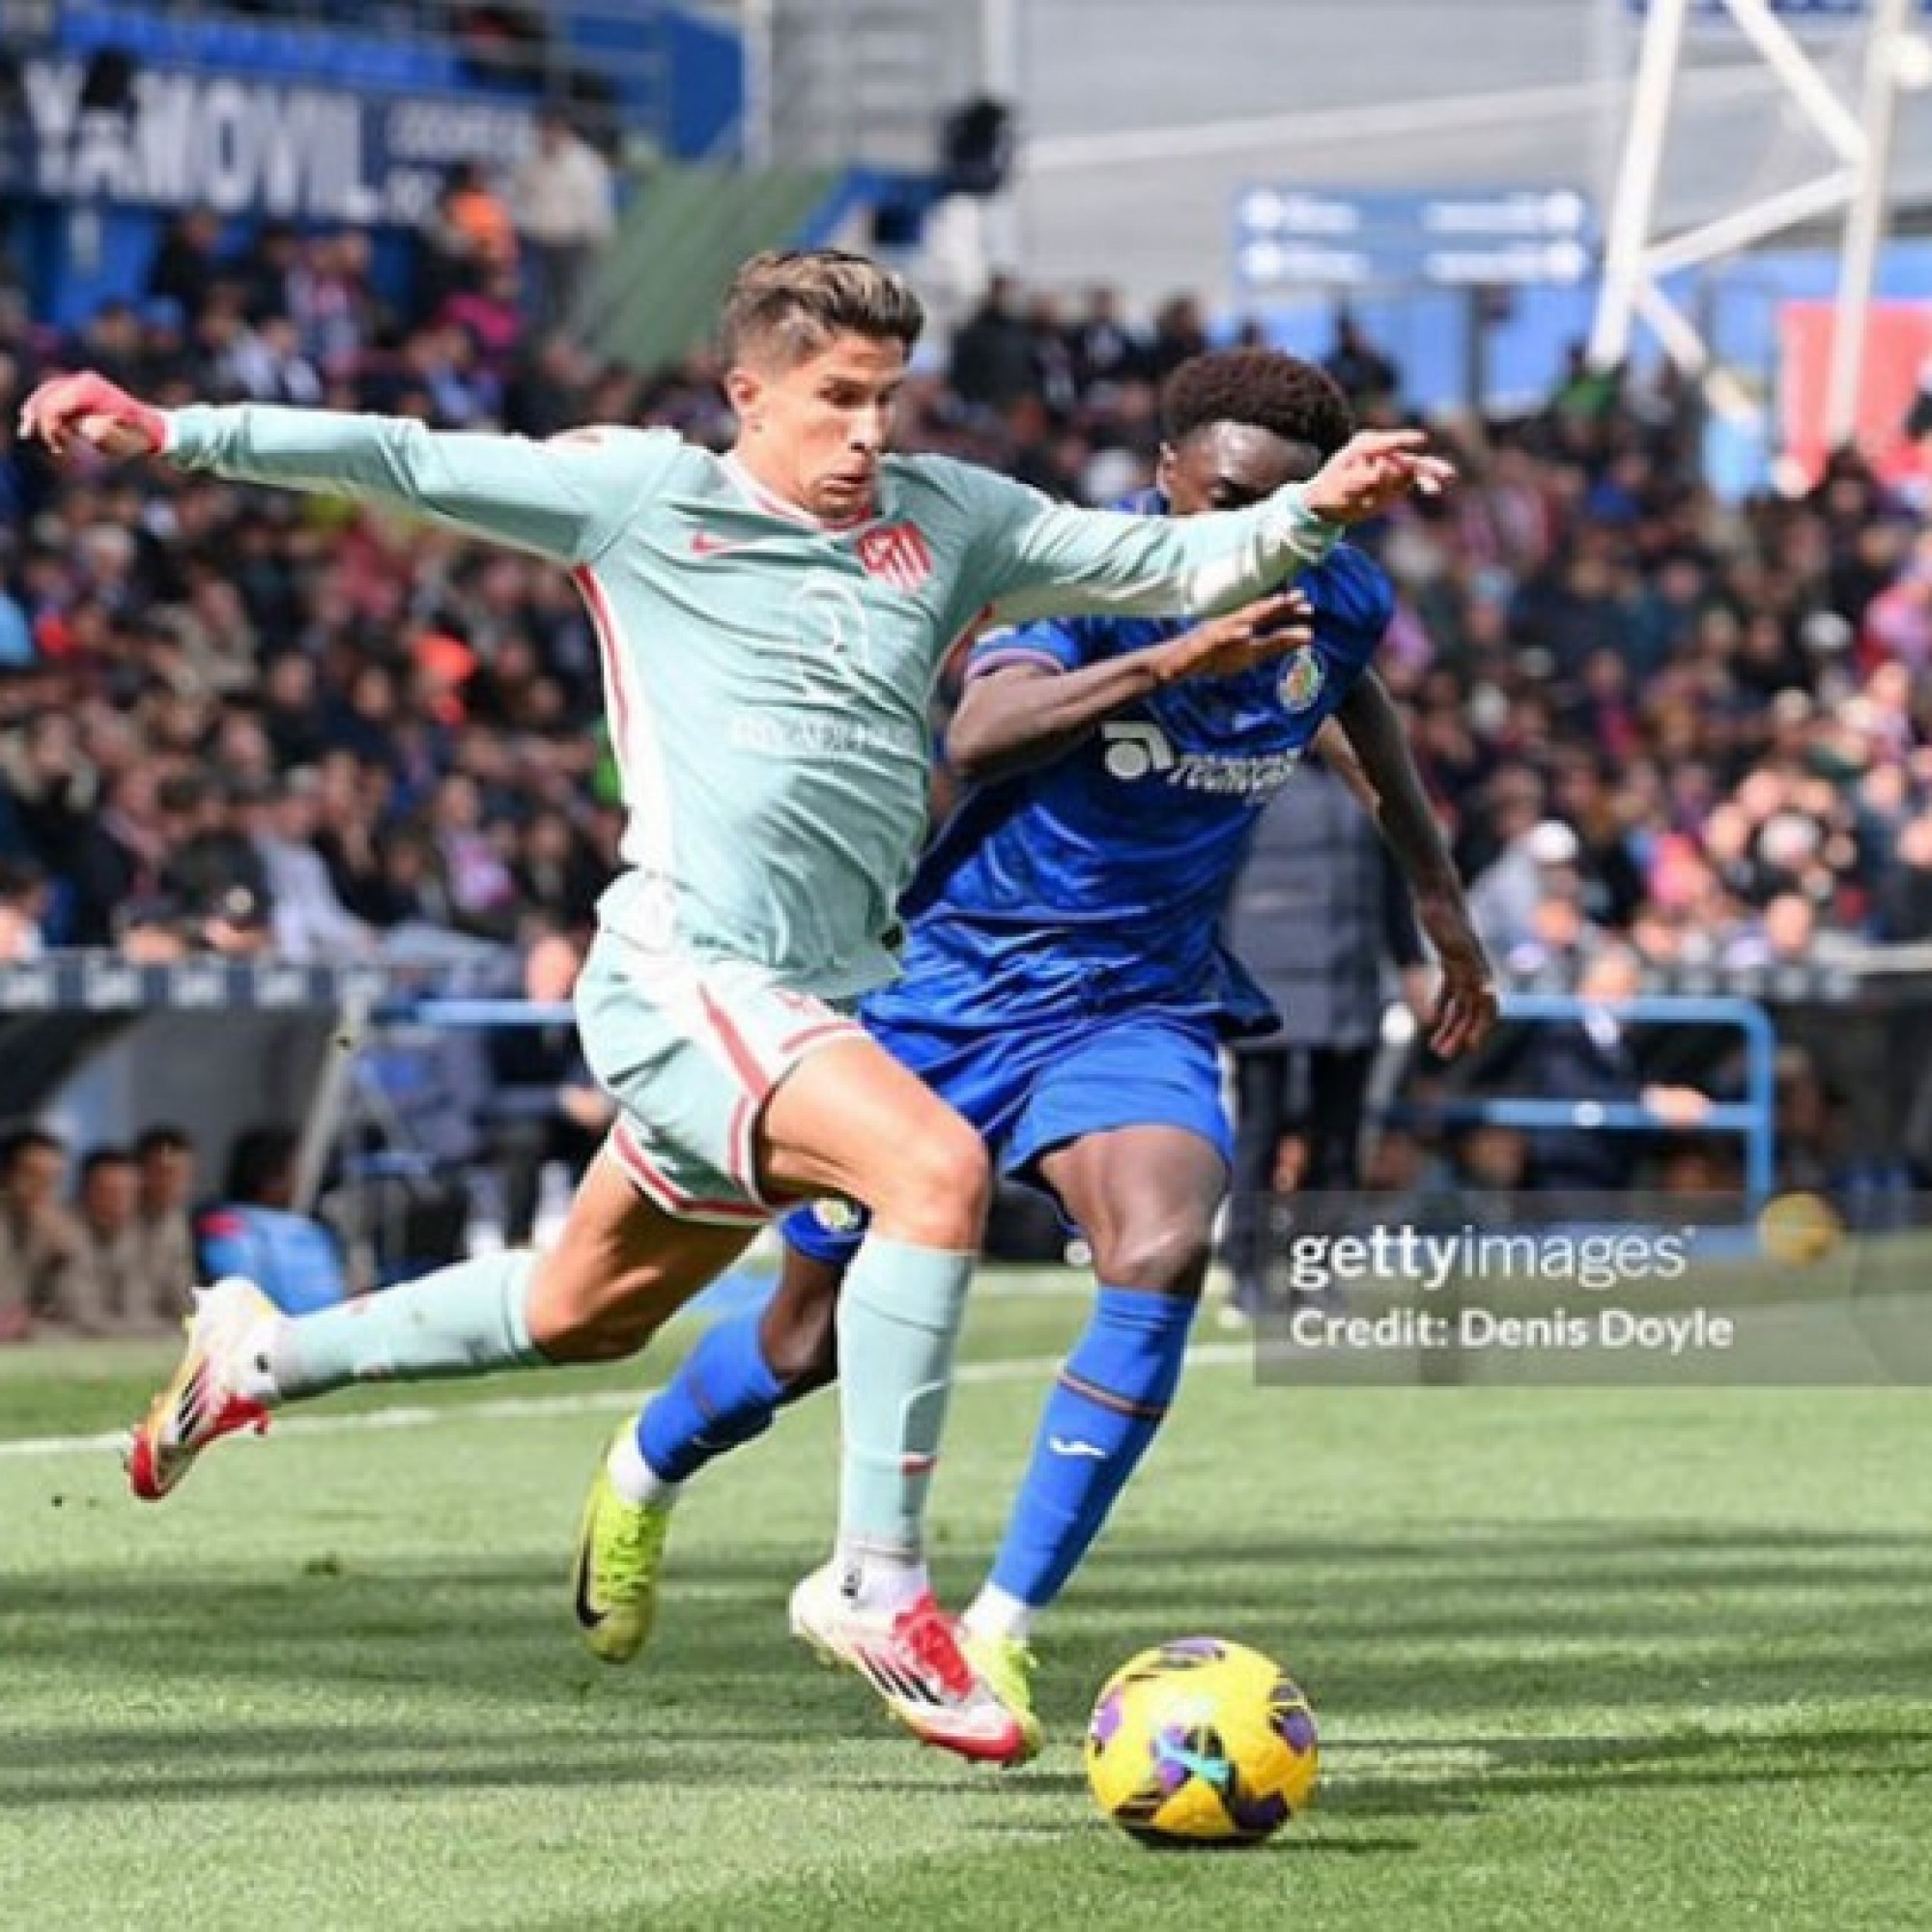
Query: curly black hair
1160 349 1355 460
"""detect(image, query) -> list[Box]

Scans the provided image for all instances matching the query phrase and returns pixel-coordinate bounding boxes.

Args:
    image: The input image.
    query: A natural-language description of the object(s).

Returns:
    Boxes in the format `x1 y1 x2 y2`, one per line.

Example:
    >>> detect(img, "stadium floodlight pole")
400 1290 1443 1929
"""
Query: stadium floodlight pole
1722 0 1867 157
1824 0 1917 450
1588 0 1908 421
1587 0 1690 373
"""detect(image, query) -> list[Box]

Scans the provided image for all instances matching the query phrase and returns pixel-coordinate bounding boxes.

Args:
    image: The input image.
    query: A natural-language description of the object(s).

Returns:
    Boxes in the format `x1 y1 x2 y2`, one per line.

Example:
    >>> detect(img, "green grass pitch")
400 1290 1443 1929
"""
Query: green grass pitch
2 1273 1928 1931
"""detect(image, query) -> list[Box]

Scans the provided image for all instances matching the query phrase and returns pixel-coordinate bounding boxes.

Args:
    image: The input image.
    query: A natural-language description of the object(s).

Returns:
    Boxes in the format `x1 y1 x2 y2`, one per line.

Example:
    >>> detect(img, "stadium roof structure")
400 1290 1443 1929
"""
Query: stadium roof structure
959 0 1932 316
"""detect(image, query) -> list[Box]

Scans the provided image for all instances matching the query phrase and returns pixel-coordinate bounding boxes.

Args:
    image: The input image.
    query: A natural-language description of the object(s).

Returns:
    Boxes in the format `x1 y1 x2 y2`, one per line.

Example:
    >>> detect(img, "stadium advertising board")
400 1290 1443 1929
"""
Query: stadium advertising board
13 55 537 225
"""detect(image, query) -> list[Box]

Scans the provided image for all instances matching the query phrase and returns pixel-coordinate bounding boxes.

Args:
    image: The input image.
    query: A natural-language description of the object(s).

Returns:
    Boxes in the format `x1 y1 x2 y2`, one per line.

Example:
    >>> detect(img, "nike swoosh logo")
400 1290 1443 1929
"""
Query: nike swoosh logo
572 1541 606 1630
1048 1436 1107 1459
689 530 765 557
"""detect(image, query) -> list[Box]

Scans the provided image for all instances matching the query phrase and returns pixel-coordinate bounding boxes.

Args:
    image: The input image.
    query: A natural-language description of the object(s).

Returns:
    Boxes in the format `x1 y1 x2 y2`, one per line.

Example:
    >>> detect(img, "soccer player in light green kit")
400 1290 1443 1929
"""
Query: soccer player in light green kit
21 249 1449 1764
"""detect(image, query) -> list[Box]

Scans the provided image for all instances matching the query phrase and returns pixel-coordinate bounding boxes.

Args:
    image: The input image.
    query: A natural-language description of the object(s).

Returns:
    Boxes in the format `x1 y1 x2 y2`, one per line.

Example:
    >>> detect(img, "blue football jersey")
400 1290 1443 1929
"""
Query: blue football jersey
872 491 1395 1036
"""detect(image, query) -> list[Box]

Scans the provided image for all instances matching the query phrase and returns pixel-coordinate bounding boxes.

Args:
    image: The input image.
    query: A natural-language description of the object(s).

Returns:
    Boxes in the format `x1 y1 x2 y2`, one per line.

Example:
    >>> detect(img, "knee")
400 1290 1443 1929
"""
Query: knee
1091 1216 1213 1295
866 1119 990 1249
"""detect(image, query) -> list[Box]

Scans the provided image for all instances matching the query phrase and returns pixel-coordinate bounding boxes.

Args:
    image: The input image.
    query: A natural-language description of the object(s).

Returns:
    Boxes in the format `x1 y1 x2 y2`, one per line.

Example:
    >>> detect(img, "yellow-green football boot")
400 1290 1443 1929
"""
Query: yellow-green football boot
571 1432 676 1664
960 1630 1045 1765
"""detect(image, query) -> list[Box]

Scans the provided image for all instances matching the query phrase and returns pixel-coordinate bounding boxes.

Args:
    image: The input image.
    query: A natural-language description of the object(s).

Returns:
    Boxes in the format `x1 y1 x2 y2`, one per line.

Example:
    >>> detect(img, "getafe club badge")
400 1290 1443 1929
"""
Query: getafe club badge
1277 646 1325 712
811 1197 864 1234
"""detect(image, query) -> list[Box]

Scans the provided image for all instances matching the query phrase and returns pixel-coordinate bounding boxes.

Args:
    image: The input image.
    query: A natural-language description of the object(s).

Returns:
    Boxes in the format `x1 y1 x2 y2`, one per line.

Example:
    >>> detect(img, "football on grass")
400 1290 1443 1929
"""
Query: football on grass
1084 1636 1319 1846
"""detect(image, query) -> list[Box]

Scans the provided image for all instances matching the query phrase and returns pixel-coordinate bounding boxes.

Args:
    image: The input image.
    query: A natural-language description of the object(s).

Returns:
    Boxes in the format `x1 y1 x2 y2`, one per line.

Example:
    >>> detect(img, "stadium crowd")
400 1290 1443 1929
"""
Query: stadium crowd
4 239 1929 980
2 210 1930 1325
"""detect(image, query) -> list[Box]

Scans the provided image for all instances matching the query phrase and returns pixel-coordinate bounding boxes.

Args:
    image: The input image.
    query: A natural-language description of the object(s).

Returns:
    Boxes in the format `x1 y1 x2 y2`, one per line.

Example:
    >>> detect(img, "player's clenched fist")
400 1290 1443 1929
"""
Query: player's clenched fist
17 371 167 461
1303 428 1454 526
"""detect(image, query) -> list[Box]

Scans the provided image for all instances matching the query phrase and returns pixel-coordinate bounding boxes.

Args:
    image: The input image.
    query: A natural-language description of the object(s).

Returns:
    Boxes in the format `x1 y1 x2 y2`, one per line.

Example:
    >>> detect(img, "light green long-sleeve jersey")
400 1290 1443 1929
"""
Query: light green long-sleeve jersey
164 407 1342 997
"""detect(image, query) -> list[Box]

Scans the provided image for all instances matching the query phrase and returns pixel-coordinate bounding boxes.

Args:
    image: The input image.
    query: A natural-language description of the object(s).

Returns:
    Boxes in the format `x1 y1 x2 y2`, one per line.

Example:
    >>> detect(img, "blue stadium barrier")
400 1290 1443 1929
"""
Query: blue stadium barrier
400 990 1780 1211
1404 993 1778 1212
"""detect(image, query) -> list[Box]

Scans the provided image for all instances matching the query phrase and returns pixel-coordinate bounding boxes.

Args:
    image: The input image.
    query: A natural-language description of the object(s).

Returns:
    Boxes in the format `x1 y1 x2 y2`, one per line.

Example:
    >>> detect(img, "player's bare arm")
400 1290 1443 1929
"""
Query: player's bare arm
946 588 1313 782
1324 669 1498 1058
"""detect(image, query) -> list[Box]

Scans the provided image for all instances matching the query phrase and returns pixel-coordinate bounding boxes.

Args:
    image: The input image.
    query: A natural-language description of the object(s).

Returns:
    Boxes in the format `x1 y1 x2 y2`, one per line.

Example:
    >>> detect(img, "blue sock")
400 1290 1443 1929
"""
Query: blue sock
637 1310 789 1485
987 1287 1197 1609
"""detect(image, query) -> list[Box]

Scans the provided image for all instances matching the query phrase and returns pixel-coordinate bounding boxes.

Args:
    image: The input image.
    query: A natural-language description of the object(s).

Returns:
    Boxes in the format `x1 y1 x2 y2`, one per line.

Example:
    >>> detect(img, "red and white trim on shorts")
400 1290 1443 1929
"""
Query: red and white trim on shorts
776 1017 865 1059
609 1120 769 1228
691 985 867 1207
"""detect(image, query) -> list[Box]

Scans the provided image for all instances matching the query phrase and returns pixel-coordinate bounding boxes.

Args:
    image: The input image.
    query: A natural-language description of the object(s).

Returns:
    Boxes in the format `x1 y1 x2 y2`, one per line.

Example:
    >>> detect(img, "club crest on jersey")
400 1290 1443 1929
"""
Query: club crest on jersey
854 521 933 593
1277 646 1325 712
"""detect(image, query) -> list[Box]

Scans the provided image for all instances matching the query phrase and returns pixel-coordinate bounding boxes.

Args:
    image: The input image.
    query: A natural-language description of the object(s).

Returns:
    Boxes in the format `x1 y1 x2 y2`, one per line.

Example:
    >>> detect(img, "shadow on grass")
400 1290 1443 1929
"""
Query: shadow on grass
4 1520 1930 1808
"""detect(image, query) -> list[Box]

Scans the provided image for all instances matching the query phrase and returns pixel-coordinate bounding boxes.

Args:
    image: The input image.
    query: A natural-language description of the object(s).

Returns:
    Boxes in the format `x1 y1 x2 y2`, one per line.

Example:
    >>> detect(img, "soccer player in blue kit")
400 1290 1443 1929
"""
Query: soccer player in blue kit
574 348 1497 1754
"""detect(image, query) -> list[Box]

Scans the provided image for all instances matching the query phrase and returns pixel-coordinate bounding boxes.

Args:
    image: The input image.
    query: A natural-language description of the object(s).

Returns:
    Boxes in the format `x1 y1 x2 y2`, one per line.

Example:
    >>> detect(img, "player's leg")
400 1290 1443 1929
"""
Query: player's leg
631 1220 849 1498
951 1015 1231 1743
584 1002 1021 1663
753 1037 1036 1762
128 1148 754 1499
131 931 781 1501
577 1219 854 1663
967 1122 1223 1648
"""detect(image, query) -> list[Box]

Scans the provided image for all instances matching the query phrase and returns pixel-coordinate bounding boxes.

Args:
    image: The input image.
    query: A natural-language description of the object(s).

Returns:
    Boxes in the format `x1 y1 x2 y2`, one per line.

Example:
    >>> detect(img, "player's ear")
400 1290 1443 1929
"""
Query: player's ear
1153 441 1178 493
724 364 764 423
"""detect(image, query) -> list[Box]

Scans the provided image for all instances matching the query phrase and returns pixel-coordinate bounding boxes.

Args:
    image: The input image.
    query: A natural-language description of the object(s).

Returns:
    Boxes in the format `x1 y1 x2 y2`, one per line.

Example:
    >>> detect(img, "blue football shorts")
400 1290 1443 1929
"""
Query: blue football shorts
784 1002 1231 1265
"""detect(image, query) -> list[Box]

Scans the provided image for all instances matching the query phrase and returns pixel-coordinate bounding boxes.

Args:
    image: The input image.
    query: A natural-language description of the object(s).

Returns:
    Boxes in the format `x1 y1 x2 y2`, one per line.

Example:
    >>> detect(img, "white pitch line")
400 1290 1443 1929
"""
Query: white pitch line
0 1344 1255 1463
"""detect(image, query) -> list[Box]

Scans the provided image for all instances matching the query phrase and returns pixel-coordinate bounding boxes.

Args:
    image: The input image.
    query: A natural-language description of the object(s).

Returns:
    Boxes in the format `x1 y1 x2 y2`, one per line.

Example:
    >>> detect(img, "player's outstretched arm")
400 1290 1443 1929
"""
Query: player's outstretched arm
1327 669 1497 1059
977 429 1453 629
948 590 1312 783
18 371 667 566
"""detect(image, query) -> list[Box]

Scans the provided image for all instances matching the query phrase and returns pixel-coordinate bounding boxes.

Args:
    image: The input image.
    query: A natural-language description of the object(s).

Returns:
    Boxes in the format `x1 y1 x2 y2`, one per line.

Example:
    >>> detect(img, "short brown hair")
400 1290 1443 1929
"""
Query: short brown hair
719 248 924 369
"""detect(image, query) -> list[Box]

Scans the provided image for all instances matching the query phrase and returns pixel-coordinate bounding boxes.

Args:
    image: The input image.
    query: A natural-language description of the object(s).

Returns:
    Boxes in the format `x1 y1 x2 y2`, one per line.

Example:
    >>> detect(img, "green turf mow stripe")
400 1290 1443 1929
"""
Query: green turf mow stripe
0 1344 1257 1461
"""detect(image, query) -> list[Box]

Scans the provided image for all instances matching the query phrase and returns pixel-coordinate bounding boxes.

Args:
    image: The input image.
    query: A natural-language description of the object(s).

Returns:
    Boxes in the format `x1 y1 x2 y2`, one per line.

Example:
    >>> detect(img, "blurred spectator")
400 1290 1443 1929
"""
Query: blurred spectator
1066 284 1146 398
417 160 519 325
0 857 46 960
1496 945 1712 1196
508 108 615 334
0 1126 89 1339
73 1146 168 1333
195 1125 350 1316
198 882 277 958
1322 309 1402 413
146 210 224 327
1143 294 1210 385
135 1124 198 1319
1220 749 1429 1314
1469 817 1586 958
245 768 377 963
948 272 1036 413
484 923 614 1244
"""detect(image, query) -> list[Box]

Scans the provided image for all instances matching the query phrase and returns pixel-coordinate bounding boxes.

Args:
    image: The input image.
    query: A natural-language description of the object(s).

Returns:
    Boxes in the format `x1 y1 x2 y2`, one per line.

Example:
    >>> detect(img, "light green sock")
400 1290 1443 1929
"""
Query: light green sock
835 1235 974 1561
268 1251 546 1401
